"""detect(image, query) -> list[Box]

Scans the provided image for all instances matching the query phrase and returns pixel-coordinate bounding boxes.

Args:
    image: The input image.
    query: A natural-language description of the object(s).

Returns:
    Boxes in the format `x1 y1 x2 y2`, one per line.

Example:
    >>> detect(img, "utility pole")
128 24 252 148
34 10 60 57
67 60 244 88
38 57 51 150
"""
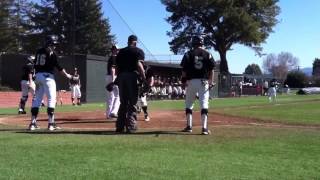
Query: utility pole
72 0 76 68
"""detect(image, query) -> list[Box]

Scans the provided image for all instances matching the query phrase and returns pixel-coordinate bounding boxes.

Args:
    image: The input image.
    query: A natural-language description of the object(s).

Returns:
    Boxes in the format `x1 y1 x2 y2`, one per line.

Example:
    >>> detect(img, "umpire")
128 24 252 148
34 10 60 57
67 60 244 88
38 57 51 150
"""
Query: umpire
115 35 146 133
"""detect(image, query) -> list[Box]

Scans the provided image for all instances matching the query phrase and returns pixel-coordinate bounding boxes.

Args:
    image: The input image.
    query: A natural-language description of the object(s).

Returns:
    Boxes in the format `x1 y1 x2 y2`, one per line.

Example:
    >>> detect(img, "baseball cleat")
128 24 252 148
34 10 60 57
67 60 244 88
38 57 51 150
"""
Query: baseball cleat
18 108 26 114
29 123 40 131
48 123 61 131
109 113 118 118
201 128 211 135
18 110 27 114
144 115 150 121
182 126 192 133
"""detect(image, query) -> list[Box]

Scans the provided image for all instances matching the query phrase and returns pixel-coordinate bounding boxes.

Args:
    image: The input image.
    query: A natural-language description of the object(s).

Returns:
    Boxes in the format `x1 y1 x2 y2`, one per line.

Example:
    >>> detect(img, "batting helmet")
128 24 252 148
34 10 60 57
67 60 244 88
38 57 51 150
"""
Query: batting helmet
111 44 118 51
45 35 59 46
27 55 35 64
192 36 204 46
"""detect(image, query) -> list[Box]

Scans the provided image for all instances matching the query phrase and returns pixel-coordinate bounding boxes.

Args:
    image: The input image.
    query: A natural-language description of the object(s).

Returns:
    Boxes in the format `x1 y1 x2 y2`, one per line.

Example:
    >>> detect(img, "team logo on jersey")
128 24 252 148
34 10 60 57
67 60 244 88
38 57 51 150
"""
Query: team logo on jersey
194 56 203 69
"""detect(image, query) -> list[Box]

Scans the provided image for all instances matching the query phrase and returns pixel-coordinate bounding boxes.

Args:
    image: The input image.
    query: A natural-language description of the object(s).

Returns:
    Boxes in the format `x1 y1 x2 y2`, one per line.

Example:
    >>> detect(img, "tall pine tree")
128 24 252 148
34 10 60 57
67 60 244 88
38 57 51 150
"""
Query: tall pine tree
0 0 11 53
25 0 114 56
0 0 21 53
10 0 33 53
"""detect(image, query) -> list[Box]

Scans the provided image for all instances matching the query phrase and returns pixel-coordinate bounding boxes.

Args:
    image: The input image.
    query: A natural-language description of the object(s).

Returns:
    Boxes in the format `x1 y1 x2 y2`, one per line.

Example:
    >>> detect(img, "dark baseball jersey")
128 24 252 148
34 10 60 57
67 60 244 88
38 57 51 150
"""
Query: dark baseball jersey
180 48 215 80
145 67 154 79
21 62 35 81
34 47 63 74
107 55 116 75
70 74 80 85
116 46 145 74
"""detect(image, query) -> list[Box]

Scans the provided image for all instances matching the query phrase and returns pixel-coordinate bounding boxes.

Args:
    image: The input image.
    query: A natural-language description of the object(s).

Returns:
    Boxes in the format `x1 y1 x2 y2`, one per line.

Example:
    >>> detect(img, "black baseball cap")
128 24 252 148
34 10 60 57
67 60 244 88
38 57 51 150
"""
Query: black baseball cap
128 35 138 42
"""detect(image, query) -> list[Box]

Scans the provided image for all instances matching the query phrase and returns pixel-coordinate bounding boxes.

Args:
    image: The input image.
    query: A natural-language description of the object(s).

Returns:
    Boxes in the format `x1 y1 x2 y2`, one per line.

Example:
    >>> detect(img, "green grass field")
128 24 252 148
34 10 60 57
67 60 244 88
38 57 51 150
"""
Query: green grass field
0 94 320 179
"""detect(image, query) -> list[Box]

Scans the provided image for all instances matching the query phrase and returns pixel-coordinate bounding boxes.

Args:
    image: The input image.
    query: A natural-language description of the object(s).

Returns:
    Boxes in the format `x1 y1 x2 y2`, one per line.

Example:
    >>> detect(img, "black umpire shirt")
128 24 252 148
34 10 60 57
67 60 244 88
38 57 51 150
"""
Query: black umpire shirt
180 48 215 80
116 46 145 73
34 47 63 74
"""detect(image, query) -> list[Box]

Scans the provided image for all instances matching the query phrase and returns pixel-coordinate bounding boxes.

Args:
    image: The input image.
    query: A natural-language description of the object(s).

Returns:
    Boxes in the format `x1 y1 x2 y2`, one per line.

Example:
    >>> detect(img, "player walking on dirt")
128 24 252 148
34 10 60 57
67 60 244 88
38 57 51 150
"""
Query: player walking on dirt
105 45 120 119
137 65 154 121
180 36 215 135
28 35 72 131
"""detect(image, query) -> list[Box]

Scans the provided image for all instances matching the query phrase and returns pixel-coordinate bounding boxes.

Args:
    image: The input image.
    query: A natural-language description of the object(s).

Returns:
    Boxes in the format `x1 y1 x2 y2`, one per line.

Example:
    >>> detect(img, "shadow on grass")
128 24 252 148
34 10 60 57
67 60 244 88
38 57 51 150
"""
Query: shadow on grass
0 128 25 132
14 130 203 136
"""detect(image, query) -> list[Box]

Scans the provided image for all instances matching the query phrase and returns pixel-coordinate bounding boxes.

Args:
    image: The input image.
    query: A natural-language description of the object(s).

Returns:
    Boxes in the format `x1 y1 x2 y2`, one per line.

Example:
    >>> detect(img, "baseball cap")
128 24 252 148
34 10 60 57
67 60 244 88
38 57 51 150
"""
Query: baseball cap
128 35 138 42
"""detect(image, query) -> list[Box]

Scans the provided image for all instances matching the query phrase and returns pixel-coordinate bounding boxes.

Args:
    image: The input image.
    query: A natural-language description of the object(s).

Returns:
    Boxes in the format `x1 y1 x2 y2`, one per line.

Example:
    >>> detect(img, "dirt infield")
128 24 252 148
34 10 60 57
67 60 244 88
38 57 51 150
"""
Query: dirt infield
1 110 318 131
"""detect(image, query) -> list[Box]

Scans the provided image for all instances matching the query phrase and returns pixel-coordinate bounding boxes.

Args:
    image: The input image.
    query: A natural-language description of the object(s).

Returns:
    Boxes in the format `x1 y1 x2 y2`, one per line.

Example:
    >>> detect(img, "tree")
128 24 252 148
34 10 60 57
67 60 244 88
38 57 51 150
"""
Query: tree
161 0 280 74
72 0 114 55
262 52 299 82
25 0 115 55
9 0 33 53
284 70 308 88
0 0 13 53
312 58 320 86
244 63 262 75
22 0 58 52
312 58 320 77
0 0 28 53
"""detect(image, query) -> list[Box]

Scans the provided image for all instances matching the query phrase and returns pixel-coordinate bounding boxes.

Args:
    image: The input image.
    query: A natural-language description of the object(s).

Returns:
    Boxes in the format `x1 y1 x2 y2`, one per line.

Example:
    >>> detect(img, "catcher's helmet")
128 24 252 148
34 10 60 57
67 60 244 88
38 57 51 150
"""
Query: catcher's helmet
192 36 204 46
45 35 59 46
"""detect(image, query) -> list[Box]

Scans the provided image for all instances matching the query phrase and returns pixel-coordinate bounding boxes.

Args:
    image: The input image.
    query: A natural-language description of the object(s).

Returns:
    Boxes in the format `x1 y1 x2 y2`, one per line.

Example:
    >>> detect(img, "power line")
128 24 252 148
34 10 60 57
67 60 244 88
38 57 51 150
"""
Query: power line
106 0 157 61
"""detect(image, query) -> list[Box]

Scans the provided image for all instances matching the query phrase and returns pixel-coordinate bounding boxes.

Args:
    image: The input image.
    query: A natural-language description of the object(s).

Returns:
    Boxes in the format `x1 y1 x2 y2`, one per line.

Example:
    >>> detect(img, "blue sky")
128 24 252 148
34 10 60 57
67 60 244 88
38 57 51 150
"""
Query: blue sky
103 0 320 74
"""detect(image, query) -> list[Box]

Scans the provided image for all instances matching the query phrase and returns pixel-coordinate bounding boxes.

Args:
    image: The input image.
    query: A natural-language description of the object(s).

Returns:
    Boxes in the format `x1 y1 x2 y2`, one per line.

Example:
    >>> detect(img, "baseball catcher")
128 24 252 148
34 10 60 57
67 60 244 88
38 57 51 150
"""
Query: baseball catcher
18 55 36 114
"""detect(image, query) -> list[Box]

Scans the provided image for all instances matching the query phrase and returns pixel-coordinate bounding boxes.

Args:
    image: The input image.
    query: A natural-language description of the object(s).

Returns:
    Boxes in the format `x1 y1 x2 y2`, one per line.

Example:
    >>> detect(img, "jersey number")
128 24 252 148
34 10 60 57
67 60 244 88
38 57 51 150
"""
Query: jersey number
194 56 203 69
36 54 46 66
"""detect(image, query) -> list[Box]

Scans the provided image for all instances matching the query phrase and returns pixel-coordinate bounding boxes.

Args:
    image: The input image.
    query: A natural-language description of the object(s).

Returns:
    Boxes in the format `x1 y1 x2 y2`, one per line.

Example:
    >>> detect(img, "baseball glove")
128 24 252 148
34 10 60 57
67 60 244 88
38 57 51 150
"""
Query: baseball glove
139 82 151 97
106 82 114 92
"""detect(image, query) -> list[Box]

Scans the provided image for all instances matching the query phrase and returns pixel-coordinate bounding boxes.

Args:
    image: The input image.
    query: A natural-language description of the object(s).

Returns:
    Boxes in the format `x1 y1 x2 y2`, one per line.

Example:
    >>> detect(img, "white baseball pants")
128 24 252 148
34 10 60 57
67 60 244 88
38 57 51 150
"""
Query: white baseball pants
32 73 56 108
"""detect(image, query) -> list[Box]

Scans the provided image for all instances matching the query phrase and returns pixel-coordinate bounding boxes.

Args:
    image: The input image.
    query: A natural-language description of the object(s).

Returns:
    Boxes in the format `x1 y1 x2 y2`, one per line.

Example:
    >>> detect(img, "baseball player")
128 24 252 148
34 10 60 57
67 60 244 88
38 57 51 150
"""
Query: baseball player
180 36 215 135
105 45 120 119
268 79 277 103
69 67 81 106
18 55 36 114
28 35 72 131
137 65 154 121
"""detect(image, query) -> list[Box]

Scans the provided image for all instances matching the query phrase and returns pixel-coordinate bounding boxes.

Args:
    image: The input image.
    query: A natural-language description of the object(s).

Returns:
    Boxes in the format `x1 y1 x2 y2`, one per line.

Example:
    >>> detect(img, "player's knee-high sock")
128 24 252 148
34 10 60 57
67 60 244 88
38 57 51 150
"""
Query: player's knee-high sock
19 95 28 110
201 109 208 129
31 107 39 123
47 107 55 123
186 108 192 127
142 106 148 116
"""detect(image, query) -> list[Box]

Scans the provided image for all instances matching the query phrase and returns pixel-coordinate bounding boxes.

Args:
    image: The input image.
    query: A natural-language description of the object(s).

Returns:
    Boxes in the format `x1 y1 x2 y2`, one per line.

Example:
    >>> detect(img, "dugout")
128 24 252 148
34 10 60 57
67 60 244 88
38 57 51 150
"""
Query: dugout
146 61 219 98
